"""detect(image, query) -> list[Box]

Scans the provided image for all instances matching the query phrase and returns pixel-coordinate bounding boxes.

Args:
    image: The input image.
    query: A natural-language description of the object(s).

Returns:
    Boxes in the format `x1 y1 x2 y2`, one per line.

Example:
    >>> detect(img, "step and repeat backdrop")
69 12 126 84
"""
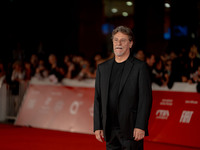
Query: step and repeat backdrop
15 79 200 149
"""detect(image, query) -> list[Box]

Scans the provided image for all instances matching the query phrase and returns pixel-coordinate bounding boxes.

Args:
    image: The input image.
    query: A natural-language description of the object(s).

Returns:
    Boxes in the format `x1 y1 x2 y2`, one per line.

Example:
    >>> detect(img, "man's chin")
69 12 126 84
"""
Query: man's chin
114 51 124 57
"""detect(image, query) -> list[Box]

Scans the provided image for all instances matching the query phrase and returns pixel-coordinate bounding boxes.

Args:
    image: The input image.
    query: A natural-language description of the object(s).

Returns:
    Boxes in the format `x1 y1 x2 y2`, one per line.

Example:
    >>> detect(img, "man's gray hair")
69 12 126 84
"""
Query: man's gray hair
111 26 134 42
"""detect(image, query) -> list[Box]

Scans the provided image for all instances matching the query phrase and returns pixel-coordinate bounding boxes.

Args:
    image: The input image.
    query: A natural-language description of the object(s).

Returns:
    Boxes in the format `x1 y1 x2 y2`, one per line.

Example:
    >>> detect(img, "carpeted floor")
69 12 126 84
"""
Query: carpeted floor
0 123 198 150
0 123 106 150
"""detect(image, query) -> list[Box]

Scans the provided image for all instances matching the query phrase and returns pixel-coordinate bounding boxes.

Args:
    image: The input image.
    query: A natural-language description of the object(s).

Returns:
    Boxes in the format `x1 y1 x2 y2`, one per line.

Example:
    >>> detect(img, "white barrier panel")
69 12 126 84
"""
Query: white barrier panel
0 83 7 121
15 84 95 134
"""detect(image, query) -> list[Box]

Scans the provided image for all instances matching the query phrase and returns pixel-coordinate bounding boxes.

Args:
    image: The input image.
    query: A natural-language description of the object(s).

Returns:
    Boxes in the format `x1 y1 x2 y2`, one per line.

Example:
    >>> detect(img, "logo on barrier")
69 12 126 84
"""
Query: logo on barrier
185 100 198 104
27 99 36 109
44 97 52 105
54 101 64 112
40 97 52 113
179 110 194 123
51 92 62 96
69 101 83 115
160 99 173 106
156 109 169 119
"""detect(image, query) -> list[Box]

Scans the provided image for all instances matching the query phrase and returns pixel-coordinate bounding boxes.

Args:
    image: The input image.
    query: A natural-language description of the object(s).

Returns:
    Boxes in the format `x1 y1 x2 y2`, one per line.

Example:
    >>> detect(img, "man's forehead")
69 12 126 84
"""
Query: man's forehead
113 32 129 38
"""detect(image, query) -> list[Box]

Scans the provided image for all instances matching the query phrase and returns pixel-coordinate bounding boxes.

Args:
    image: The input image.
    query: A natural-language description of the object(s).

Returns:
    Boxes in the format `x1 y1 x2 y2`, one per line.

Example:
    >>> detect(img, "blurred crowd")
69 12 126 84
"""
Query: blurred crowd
0 44 200 91
134 44 200 90
0 52 113 86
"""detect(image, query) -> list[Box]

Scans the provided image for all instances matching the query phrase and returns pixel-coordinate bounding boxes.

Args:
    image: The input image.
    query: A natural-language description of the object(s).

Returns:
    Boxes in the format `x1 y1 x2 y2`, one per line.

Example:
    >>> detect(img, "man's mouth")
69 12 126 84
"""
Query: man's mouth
115 46 123 50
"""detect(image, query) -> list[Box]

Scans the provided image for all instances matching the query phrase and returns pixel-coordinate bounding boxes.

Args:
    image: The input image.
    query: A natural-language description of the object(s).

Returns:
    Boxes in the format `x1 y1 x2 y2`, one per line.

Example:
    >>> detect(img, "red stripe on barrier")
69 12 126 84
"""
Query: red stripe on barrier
146 91 200 148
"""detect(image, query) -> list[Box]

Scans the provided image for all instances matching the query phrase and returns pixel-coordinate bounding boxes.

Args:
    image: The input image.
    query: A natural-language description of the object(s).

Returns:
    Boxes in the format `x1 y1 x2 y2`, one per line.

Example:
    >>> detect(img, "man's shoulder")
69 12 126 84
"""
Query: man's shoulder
132 56 146 65
98 57 114 68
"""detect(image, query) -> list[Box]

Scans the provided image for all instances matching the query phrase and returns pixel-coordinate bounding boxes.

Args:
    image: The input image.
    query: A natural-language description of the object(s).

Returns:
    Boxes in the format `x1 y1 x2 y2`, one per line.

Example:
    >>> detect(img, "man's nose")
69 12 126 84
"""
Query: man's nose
117 40 122 45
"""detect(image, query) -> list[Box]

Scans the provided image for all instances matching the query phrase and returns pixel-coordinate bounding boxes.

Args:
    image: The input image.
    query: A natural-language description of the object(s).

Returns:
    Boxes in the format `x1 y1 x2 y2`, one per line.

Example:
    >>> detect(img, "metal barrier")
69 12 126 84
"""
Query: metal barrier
6 81 28 120
0 82 7 121
0 81 29 121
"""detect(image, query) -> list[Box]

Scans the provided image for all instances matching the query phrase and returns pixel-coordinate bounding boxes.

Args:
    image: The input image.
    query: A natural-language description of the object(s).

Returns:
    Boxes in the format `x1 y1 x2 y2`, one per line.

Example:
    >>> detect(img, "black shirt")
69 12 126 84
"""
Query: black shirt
107 60 126 128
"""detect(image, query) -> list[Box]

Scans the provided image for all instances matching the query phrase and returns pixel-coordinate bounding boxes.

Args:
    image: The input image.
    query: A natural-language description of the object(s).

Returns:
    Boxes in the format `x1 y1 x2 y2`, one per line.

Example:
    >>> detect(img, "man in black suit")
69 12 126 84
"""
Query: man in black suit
93 26 152 150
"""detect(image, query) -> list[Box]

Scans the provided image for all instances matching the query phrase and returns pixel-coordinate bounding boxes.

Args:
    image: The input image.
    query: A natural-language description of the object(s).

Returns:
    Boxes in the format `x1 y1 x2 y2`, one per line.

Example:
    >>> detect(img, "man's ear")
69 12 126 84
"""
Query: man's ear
130 41 133 48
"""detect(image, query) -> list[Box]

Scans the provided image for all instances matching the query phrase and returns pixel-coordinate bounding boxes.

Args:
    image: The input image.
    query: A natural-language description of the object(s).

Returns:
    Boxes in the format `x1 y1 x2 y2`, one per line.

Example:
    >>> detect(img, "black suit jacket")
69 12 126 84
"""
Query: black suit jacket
94 55 152 141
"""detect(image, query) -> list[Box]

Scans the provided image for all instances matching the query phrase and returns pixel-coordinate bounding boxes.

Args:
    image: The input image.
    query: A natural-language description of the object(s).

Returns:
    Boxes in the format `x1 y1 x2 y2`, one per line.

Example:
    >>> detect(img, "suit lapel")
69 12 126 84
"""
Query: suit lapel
104 57 114 109
118 56 134 95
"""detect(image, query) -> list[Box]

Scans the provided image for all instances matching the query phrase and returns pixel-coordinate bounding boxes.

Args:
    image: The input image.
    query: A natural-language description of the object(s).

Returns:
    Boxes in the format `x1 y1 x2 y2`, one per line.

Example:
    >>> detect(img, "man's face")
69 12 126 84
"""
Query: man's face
113 32 133 57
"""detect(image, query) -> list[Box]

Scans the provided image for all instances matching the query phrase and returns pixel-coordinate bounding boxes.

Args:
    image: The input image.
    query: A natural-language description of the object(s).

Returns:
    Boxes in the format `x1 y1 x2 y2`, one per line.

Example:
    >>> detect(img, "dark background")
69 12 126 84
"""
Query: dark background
2 0 200 63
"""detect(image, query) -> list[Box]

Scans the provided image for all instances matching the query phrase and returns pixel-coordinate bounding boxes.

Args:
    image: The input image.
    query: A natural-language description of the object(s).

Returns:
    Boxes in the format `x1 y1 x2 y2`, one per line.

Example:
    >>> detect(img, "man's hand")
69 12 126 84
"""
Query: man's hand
95 130 104 142
133 128 145 141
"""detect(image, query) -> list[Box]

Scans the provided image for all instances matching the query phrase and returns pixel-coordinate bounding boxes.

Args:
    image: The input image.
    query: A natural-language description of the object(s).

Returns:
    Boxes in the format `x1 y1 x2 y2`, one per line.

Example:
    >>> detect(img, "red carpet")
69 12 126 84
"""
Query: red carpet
1 123 199 150
0 123 106 150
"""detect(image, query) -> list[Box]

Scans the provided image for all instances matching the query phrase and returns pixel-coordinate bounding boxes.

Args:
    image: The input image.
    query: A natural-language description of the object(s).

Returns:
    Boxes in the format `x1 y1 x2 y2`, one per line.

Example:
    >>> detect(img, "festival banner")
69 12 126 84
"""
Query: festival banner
15 84 200 148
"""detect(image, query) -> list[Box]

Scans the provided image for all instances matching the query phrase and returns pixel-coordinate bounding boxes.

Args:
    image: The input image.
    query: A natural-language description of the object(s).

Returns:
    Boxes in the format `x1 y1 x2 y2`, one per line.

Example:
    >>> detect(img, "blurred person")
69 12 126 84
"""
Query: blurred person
135 49 145 61
30 54 39 75
94 53 105 66
168 49 188 88
24 61 33 81
178 47 187 59
163 59 172 87
160 52 170 64
47 54 63 82
48 54 58 70
192 65 200 83
94 26 152 150
65 61 75 79
107 52 115 60
94 53 102 63
77 59 96 80
58 55 70 79
195 66 200 93
190 44 200 58
169 50 177 60
152 58 165 86
10 60 25 114
30 54 39 66
145 52 156 69
35 59 49 80
185 45 200 83
92 53 106 75
145 52 156 81
0 61 5 79
10 60 25 95
65 61 81 79
11 60 25 83
72 55 84 65
64 55 70 66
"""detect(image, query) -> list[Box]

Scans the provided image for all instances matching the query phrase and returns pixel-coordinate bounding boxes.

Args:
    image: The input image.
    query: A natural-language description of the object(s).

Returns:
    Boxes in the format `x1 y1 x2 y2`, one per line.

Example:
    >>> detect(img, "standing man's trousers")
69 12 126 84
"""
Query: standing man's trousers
106 128 144 150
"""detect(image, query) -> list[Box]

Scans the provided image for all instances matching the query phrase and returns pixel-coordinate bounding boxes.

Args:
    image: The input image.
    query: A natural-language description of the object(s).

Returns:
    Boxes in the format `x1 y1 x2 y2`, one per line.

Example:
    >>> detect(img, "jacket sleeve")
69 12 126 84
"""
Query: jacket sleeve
93 66 103 132
135 62 152 131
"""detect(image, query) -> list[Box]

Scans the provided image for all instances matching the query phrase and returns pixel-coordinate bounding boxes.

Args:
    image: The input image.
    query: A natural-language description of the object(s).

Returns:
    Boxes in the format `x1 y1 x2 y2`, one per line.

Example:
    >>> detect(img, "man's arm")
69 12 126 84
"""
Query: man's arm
93 66 103 132
135 62 152 136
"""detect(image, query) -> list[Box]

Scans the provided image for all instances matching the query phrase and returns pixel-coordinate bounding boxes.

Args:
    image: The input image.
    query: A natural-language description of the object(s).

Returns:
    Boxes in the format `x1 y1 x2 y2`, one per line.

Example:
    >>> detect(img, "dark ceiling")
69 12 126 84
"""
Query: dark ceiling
2 0 200 61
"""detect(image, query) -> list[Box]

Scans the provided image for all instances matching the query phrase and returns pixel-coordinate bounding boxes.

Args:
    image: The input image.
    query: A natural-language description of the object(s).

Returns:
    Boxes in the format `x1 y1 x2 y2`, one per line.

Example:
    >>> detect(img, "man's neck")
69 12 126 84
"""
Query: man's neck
115 53 130 63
